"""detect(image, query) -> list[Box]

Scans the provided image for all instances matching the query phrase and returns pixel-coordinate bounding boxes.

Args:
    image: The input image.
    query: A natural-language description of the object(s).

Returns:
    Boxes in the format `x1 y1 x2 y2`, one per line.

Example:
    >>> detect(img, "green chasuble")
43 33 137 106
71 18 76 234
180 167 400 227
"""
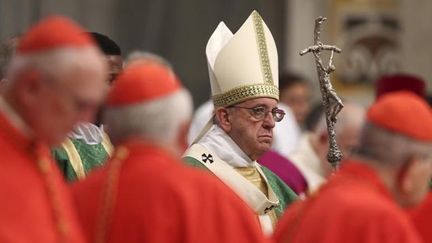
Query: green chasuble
53 136 113 182
184 156 297 218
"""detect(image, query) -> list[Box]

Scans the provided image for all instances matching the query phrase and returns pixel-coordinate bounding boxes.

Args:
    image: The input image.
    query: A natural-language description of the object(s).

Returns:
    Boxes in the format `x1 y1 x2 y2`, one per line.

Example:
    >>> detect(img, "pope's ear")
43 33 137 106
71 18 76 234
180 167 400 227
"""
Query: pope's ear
214 107 231 133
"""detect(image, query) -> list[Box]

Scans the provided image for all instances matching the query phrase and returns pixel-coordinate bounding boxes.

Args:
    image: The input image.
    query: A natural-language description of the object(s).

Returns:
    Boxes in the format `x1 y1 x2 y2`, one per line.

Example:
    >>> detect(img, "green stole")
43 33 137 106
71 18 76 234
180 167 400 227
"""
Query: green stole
183 144 297 234
53 133 113 182
184 155 297 217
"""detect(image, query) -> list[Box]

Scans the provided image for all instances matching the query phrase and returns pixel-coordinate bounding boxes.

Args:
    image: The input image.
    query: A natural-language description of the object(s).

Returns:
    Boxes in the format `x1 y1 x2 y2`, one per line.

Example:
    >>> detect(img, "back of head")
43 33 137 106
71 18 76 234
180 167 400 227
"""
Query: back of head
3 16 108 145
88 32 121 56
88 32 123 85
357 91 432 206
126 51 171 68
375 73 426 100
104 59 193 153
359 91 432 166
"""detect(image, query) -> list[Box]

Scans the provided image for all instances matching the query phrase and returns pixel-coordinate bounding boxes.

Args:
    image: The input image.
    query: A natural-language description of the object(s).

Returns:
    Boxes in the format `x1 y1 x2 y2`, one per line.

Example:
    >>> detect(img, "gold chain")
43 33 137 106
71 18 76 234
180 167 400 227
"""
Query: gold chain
35 145 69 242
95 146 129 243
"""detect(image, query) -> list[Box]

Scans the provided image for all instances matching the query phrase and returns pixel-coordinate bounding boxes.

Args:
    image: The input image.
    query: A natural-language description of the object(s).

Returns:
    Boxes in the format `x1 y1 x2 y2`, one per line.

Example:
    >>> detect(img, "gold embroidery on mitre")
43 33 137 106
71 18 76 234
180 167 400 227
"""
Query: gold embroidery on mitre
252 11 274 86
212 84 279 107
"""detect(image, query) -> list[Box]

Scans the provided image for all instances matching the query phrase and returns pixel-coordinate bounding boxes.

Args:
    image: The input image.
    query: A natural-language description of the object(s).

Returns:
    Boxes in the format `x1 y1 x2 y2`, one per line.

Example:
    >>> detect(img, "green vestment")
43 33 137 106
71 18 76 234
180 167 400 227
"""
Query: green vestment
53 135 112 182
183 156 297 218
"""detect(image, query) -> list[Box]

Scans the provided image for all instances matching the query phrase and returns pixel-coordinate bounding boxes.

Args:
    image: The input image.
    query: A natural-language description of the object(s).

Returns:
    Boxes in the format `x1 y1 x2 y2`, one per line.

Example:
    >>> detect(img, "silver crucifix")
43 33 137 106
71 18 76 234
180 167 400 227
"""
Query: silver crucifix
300 16 344 170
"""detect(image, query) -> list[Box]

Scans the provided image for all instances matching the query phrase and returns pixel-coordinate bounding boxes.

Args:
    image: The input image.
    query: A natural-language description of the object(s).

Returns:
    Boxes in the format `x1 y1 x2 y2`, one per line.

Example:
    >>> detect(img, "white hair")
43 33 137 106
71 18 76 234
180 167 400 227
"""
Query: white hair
125 50 172 68
357 123 432 168
5 46 105 86
104 88 193 145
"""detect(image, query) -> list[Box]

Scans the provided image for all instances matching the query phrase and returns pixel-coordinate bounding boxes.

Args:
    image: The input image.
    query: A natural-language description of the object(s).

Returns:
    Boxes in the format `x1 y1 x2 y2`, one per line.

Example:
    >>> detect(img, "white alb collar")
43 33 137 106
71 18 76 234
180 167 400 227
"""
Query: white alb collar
69 122 105 145
199 125 256 167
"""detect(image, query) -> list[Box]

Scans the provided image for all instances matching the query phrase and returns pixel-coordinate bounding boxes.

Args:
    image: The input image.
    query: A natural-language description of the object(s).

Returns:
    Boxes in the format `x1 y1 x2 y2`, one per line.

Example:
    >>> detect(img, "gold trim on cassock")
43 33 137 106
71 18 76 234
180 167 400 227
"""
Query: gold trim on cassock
61 138 86 180
101 132 114 157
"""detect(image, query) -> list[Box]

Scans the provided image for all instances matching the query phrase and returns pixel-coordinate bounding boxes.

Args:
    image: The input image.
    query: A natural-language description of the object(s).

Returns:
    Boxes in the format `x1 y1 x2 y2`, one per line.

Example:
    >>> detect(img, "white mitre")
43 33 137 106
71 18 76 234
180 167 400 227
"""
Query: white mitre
206 10 279 107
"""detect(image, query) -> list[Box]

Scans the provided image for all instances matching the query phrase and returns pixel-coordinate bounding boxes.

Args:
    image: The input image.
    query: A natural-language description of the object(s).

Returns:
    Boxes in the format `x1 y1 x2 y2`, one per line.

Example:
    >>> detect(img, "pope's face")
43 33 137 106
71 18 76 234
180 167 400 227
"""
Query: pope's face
225 97 278 161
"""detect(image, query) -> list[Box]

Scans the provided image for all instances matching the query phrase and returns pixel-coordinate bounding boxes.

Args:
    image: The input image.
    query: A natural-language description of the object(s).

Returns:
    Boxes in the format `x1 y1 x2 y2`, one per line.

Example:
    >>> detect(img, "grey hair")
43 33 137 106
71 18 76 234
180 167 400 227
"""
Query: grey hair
125 51 172 68
5 46 104 86
356 122 432 168
104 88 193 145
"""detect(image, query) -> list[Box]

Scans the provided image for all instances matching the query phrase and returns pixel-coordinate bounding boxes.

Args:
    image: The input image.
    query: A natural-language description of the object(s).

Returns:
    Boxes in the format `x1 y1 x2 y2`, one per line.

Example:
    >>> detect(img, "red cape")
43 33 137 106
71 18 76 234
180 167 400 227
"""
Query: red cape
409 192 432 243
72 140 269 243
0 112 85 242
273 161 422 243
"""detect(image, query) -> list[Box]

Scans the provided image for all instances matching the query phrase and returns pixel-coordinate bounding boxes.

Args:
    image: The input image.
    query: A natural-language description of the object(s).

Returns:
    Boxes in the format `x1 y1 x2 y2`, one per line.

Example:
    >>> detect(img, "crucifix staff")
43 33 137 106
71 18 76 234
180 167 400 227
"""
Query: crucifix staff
300 16 344 170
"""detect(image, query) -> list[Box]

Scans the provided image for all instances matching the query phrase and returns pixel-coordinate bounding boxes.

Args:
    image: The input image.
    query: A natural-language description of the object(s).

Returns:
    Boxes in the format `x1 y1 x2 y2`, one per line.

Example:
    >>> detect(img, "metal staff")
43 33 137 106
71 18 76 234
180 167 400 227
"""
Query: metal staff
300 16 344 170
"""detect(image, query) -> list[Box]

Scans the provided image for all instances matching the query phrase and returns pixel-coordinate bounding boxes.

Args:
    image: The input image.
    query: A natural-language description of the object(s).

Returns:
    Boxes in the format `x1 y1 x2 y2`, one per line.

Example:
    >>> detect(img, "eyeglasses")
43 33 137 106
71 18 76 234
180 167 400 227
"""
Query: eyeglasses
229 105 285 122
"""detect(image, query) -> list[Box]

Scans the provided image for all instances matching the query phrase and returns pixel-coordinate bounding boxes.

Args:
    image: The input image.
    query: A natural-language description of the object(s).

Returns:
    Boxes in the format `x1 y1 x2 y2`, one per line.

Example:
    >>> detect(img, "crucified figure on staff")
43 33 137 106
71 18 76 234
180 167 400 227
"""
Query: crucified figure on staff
300 16 344 170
